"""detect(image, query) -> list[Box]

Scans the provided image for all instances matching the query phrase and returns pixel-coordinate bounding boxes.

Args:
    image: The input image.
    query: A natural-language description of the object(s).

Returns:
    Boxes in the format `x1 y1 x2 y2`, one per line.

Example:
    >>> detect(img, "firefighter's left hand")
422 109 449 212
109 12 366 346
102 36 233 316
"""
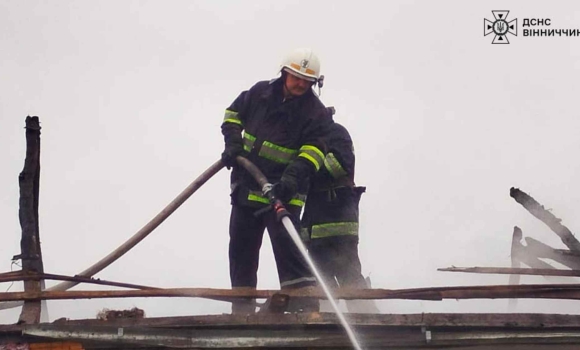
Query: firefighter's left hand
221 144 244 170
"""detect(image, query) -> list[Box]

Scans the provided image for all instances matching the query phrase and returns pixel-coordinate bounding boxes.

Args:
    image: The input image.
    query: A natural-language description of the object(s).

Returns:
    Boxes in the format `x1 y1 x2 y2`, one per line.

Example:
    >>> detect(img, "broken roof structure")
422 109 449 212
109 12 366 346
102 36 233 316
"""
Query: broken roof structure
3 117 580 349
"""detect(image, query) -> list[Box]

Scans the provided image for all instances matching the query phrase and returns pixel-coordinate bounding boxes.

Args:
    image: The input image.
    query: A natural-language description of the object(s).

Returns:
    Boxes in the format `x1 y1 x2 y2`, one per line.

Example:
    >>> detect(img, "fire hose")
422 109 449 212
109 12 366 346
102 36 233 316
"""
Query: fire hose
0 160 225 310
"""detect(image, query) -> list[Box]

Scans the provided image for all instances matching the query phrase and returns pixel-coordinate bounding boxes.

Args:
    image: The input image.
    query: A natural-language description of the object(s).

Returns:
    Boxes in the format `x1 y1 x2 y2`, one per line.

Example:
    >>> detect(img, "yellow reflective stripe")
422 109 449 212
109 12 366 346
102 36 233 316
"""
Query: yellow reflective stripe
258 141 298 164
263 142 297 155
243 132 256 152
247 193 269 204
288 198 305 207
224 118 242 125
300 145 324 159
298 153 320 171
298 145 324 171
311 222 358 239
247 191 306 207
324 152 347 179
223 110 241 125
280 276 317 287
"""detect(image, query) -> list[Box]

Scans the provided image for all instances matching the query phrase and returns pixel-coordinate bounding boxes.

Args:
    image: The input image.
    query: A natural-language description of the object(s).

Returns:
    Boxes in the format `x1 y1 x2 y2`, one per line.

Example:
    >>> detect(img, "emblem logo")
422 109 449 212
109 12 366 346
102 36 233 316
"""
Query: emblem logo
484 11 517 44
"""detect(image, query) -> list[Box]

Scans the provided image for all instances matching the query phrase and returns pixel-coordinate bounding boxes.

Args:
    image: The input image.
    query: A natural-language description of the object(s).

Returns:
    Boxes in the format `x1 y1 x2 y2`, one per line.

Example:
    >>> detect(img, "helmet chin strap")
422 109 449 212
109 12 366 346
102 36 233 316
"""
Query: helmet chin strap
316 75 325 96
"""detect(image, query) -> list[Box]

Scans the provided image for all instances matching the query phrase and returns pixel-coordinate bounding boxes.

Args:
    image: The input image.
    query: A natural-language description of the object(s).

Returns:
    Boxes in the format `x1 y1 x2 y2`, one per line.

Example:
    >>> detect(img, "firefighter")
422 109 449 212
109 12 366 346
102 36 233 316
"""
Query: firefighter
220 48 332 314
301 111 380 313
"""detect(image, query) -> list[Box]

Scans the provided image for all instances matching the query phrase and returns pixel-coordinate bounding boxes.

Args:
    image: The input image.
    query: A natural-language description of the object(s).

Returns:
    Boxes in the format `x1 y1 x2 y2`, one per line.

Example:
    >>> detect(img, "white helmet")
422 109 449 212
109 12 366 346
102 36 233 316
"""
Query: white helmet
279 48 321 83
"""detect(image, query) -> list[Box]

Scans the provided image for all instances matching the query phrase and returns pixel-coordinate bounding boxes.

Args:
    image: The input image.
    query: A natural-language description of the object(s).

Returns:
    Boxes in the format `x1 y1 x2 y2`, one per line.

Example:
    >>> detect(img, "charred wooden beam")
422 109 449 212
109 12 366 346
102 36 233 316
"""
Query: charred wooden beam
555 249 580 258
439 266 580 277
0 272 240 304
4 313 580 336
510 227 523 265
509 230 579 282
509 226 523 310
510 187 580 252
511 234 560 279
27 312 580 329
0 271 159 290
18 116 44 324
515 253 558 271
509 227 523 307
3 284 580 303
524 237 580 269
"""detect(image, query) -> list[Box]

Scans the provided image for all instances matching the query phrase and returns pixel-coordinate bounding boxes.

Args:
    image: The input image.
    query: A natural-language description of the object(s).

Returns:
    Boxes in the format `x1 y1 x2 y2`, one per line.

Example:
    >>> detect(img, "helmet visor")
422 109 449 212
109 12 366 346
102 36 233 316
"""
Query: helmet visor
282 67 317 82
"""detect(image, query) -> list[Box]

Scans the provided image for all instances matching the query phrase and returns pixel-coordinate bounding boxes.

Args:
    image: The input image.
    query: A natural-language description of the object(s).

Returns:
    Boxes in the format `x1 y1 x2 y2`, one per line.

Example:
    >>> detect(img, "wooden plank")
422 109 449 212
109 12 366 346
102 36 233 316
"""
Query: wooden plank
3 284 580 303
510 187 580 252
20 323 580 349
34 313 580 329
0 271 159 290
18 116 44 324
26 324 437 348
438 266 580 277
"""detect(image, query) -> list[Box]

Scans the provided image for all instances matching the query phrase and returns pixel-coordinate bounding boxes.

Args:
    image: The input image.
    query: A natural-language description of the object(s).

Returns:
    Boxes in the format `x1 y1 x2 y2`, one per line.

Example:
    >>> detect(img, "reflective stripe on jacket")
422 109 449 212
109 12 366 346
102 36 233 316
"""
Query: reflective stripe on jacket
221 79 331 207
310 222 359 239
301 122 363 239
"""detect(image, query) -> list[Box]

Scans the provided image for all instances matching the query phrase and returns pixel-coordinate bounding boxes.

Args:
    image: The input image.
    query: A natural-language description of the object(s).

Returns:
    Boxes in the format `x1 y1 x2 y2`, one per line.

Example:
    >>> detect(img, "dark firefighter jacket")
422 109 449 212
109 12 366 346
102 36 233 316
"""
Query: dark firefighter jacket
221 78 331 208
301 122 365 240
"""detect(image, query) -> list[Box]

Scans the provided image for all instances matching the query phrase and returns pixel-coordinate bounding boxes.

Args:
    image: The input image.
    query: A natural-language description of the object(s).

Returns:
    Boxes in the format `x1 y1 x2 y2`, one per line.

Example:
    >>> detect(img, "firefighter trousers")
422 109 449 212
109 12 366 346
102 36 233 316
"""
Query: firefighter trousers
228 204 316 289
309 236 367 289
309 236 380 313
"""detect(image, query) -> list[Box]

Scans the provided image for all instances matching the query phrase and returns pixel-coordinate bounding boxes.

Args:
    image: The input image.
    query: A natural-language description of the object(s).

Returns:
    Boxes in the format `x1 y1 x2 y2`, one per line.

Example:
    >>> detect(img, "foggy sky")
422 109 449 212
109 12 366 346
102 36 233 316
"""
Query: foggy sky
2 0 580 322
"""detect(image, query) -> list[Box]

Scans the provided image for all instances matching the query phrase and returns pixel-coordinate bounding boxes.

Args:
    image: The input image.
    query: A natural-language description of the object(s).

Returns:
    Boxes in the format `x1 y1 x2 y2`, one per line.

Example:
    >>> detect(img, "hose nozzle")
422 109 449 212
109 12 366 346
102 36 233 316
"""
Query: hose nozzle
262 183 274 197
260 182 290 221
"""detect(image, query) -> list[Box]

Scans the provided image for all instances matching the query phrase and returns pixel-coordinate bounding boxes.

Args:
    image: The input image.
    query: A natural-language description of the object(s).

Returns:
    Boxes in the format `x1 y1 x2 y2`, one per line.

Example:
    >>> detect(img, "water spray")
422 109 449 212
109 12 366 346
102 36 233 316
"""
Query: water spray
279 215 364 350
237 157 364 350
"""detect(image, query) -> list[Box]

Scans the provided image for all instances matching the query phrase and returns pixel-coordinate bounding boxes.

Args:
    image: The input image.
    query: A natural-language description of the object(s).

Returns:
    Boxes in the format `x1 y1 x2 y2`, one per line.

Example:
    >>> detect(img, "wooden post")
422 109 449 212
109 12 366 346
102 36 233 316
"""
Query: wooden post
509 226 522 310
17 116 45 324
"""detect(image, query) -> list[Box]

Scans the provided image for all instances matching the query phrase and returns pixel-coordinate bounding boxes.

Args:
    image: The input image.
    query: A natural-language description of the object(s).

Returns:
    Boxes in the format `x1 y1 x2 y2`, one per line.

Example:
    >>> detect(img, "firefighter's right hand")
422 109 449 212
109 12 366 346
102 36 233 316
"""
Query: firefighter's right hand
272 177 297 203
221 144 244 170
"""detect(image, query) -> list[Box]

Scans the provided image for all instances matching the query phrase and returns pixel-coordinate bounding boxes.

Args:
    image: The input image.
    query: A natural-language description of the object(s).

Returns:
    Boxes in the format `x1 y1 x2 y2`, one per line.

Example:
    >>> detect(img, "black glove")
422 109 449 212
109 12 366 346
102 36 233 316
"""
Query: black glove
222 132 244 170
271 176 298 203
221 143 244 170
